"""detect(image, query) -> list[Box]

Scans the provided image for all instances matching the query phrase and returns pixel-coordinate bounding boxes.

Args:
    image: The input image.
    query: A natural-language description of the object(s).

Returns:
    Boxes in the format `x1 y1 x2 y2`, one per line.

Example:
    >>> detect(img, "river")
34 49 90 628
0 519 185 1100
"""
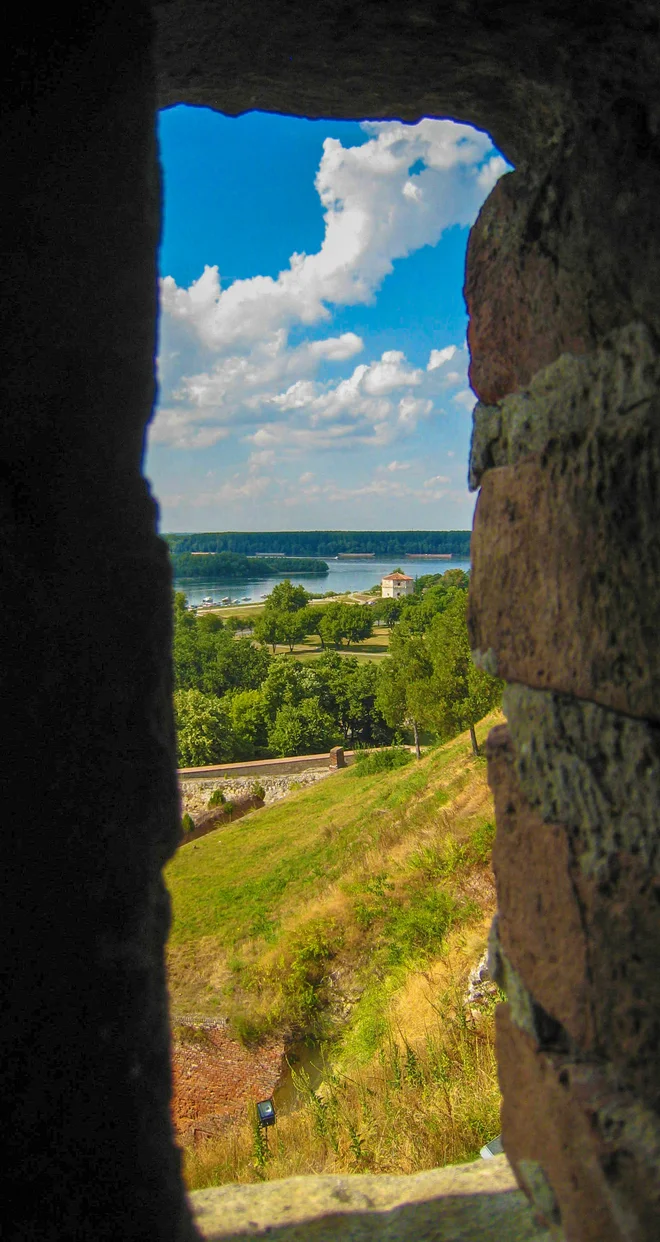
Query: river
174 557 471 606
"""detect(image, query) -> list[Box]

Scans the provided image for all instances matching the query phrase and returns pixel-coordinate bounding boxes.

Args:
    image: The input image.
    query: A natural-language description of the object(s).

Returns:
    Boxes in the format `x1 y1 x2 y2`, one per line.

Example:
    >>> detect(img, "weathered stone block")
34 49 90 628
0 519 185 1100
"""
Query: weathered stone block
502 686 660 873
191 1155 553 1241
468 323 659 491
492 702 660 1110
487 726 592 1049
468 368 660 715
497 1006 660 1242
465 172 593 404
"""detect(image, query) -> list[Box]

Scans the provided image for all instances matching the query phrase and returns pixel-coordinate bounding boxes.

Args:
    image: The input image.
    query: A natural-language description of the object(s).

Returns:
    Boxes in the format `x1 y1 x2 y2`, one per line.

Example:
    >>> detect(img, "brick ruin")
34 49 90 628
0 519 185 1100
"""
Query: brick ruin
3 3 659 1238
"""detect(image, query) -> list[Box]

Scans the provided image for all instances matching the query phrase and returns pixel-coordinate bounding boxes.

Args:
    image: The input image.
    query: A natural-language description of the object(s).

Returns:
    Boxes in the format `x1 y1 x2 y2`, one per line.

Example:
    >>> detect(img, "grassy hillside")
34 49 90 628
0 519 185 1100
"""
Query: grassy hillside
166 714 503 1187
166 713 499 1035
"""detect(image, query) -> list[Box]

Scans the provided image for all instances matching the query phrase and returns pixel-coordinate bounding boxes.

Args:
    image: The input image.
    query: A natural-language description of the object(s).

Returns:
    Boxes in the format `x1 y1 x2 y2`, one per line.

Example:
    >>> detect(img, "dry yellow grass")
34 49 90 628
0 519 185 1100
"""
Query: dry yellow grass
183 966 500 1188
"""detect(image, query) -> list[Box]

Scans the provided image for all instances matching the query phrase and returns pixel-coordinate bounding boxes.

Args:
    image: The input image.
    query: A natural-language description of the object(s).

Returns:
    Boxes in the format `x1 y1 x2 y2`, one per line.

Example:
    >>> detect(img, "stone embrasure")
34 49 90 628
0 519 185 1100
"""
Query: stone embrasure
190 1156 552 1241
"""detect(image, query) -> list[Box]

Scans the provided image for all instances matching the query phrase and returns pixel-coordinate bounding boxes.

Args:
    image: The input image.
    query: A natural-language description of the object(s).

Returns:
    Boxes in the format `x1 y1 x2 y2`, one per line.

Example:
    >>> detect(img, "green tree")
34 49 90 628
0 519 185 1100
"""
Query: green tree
172 592 205 689
342 604 374 646
375 628 435 759
317 602 371 649
253 611 285 653
305 606 327 647
264 579 310 613
268 698 339 757
260 657 322 719
426 591 503 756
372 597 402 627
225 689 269 759
278 609 312 652
199 630 270 695
314 652 386 745
173 689 235 767
317 602 347 648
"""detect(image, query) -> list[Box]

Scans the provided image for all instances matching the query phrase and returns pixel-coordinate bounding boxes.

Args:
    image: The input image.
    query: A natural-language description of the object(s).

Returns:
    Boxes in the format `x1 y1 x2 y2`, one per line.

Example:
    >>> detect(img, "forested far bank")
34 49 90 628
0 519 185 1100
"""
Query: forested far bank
170 551 329 580
166 530 471 559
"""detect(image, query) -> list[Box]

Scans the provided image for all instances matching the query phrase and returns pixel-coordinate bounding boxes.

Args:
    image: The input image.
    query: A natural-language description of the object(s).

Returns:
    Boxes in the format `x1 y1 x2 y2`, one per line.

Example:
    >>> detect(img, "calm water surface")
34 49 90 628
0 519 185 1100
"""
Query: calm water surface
174 558 471 606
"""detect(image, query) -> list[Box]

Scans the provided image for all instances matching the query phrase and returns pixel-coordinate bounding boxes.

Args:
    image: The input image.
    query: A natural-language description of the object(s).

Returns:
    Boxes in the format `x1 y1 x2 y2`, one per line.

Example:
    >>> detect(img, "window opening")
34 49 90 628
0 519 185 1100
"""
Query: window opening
151 106 509 1190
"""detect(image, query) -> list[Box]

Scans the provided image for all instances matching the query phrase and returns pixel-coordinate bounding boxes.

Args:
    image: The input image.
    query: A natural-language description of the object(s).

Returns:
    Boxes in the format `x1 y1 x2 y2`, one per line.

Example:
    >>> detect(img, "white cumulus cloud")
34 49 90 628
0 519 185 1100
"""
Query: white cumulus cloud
151 118 502 455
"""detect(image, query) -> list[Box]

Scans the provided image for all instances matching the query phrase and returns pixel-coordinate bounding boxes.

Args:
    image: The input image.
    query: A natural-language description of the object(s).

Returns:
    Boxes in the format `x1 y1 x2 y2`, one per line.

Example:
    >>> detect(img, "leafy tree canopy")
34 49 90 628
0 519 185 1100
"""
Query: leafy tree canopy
264 579 310 613
376 628 435 759
268 698 340 757
173 689 235 767
425 591 503 755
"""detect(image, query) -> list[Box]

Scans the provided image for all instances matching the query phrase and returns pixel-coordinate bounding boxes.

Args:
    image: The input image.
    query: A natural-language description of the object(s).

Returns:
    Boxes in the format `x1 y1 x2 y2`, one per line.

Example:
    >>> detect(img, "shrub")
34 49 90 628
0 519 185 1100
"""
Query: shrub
251 782 266 801
208 788 226 808
181 812 195 834
354 747 413 776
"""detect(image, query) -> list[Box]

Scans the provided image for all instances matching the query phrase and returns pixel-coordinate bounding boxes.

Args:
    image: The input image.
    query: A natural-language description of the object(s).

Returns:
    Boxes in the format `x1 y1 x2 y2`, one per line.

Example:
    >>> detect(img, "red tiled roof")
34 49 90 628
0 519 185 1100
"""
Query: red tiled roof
382 572 414 581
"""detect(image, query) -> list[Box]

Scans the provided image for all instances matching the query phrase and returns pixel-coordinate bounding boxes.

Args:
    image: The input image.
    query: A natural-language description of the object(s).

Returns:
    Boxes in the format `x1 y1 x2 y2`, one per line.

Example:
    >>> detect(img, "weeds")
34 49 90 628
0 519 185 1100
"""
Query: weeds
354 746 413 776
182 991 500 1189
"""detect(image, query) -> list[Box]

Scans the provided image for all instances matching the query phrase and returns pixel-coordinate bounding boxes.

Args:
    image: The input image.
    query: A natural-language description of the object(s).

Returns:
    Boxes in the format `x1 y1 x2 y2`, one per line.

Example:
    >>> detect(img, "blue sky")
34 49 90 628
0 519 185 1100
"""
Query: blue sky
146 108 507 532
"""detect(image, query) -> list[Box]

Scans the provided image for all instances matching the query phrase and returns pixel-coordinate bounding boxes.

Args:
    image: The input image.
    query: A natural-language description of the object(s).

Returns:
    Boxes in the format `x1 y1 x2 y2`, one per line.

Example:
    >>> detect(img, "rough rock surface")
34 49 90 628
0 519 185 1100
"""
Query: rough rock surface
487 725 592 1051
465 173 593 404
497 1007 660 1242
468 440 660 718
502 685 660 874
191 1155 552 1241
468 322 659 490
493 698 660 1111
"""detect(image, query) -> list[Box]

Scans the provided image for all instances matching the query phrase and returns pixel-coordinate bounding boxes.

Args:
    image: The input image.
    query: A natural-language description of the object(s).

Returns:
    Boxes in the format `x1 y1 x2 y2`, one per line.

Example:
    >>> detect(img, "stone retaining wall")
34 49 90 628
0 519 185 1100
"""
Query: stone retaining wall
180 769 332 817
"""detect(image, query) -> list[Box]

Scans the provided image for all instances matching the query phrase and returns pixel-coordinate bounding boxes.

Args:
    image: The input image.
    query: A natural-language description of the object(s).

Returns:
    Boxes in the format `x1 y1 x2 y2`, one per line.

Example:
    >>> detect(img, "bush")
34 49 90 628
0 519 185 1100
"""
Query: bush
208 788 226 808
181 812 195 834
251 782 266 801
354 747 413 776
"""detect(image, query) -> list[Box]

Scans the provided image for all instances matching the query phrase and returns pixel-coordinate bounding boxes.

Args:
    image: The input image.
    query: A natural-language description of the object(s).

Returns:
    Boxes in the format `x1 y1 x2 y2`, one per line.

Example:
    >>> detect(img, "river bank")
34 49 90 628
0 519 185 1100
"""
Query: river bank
175 557 471 606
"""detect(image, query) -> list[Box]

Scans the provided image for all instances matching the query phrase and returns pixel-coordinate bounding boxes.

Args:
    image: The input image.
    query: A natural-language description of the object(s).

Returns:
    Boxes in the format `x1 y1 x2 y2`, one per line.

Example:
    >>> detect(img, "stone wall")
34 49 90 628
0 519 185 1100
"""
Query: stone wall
3 3 660 1240
466 131 660 1233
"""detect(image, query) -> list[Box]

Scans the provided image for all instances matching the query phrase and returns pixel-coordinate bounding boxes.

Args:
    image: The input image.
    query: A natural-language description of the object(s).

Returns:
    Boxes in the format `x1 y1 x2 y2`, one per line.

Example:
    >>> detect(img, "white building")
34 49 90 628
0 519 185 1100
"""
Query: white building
381 571 415 599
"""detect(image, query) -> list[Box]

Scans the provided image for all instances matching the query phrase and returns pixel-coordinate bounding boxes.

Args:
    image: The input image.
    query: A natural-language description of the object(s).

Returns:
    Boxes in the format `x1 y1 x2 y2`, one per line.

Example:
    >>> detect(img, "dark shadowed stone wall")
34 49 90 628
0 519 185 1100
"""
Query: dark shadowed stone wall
2 6 193 1240
3 2 660 1238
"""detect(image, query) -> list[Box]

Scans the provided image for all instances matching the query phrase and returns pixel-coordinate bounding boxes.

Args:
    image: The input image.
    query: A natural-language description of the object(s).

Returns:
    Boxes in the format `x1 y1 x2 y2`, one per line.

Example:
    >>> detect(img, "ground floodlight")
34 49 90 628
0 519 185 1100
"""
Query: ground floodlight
480 1135 504 1159
256 1098 276 1127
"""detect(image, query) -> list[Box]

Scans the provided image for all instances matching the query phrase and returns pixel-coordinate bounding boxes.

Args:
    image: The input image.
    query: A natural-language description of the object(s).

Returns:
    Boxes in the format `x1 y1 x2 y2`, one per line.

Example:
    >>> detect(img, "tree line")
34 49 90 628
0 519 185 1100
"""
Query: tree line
166 530 471 558
170 550 328 580
172 569 501 768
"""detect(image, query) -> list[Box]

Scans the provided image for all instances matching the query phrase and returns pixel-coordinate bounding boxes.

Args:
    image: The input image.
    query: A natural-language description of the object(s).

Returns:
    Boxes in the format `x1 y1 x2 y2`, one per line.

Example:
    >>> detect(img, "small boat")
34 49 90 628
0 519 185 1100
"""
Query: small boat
221 596 231 604
201 596 214 605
